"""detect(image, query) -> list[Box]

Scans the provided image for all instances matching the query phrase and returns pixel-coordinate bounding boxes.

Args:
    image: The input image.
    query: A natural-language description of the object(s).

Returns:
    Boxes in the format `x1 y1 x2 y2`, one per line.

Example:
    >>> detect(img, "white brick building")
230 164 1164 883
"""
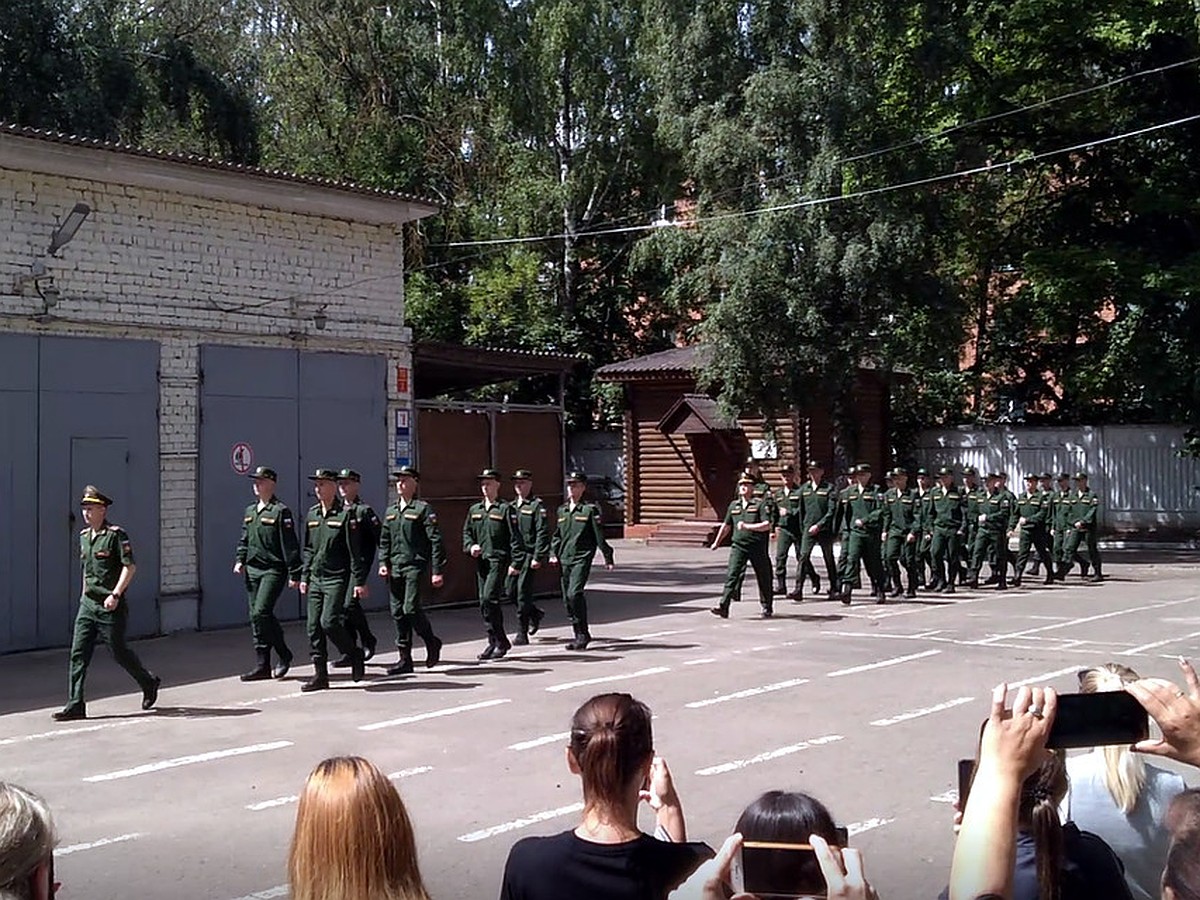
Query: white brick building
0 124 437 651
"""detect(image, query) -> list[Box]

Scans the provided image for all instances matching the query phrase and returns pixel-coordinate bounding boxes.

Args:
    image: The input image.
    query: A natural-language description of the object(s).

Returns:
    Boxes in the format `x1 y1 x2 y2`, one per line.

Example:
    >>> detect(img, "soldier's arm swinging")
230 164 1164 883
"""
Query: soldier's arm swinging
281 509 302 586
427 506 447 587
592 506 615 568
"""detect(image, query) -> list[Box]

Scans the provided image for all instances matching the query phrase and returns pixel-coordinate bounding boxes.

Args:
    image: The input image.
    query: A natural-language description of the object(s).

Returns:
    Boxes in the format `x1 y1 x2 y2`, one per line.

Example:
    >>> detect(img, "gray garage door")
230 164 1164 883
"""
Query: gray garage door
198 347 387 630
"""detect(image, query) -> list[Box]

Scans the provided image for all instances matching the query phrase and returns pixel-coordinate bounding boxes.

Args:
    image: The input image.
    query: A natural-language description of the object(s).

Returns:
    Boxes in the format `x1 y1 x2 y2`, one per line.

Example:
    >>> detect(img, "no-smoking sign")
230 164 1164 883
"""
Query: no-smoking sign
230 441 254 475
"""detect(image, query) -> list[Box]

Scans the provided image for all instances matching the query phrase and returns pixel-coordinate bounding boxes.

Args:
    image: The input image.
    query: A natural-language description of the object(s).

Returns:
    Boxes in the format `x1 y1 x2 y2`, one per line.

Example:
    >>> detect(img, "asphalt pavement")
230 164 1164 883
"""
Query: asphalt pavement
3 542 1199 900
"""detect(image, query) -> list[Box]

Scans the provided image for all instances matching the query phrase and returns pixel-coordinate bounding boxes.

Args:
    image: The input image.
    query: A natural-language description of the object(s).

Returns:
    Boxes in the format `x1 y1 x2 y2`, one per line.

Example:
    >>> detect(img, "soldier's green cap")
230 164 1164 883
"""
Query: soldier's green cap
986 471 1001 479
806 460 824 470
998 471 1009 479
737 472 756 485
892 466 908 476
1025 473 1040 481
1039 472 1052 480
936 466 954 477
393 465 420 480
962 466 978 475
336 468 361 482
477 467 502 481
248 465 277 481
1074 471 1089 480
512 469 534 480
1057 471 1071 480
853 463 872 474
915 467 929 476
80 484 112 506
780 463 795 474
566 470 588 484
307 468 339 481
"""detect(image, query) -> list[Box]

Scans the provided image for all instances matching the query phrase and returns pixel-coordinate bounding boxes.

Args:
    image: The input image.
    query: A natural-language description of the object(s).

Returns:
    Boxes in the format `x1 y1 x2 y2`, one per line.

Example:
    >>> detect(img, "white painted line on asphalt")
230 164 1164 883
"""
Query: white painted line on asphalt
870 696 974 727
686 678 811 709
976 596 1199 645
749 645 773 652
386 765 434 780
545 667 671 693
1121 629 1200 656
866 594 996 619
1009 665 1080 688
360 698 511 731
508 731 570 751
847 817 895 836
1 718 153 746
457 802 585 843
627 628 691 640
826 650 940 678
84 741 293 783
248 766 433 809
930 790 958 804
235 691 304 708
56 833 143 855
695 735 843 776
683 657 717 666
226 885 288 900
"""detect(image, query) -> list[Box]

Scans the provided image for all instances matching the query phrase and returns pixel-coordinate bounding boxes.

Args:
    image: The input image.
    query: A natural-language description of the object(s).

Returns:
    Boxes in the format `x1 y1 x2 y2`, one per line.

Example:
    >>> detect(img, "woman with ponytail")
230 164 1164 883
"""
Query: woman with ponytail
1065 664 1187 899
500 692 713 900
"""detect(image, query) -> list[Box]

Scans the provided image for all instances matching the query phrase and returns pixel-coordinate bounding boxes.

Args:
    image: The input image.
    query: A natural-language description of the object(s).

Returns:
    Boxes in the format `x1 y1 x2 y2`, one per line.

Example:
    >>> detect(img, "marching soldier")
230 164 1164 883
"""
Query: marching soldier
299 468 367 691
968 472 1013 590
332 468 380 669
1012 473 1054 586
796 460 838 601
744 456 773 503
772 464 805 598
377 466 444 675
881 467 919 599
929 466 965 593
710 473 774 619
54 486 160 721
550 471 615 649
463 468 526 660
1027 473 1055 578
1060 471 1104 582
959 466 984 585
913 468 935 588
837 463 885 605
233 465 300 682
507 469 551 645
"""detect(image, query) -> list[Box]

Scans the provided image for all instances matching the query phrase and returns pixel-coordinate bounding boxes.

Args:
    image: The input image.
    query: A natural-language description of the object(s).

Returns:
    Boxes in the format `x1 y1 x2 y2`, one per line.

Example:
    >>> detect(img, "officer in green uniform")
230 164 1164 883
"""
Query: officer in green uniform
968 472 1014 589
464 468 526 660
772 464 805 598
507 469 551 645
549 471 615 649
299 468 367 691
837 463 885 605
332 468 380 669
960 466 984 585
929 467 965 592
53 486 160 721
377 465 444 675
710 473 774 618
882 467 919 599
1061 471 1104 582
797 460 838 601
233 465 301 682
1050 472 1072 579
912 468 934 588
1012 473 1053 586
1027 473 1055 578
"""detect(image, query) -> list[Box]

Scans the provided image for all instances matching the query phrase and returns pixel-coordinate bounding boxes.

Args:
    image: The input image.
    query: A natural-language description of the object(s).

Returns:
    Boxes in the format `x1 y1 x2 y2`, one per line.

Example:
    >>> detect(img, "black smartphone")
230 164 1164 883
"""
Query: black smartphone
958 758 976 809
732 829 848 899
1047 691 1149 749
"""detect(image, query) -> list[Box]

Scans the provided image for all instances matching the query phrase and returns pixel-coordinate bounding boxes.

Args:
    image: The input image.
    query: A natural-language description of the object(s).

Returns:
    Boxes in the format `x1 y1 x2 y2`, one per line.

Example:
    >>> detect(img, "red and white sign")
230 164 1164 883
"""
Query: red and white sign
230 441 254 475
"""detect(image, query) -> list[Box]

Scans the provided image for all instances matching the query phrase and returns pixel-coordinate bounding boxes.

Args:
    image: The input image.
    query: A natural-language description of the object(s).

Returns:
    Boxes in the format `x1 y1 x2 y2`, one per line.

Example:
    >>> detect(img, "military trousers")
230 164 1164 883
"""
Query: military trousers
970 529 1008 584
560 556 595 631
798 530 838 590
506 559 544 624
1052 528 1067 566
773 528 809 590
718 542 773 612
244 567 291 658
839 532 883 592
340 582 376 648
882 531 916 592
1062 526 1102 577
68 598 155 709
930 528 962 587
474 556 509 636
387 566 437 650
305 576 357 663
1015 526 1052 577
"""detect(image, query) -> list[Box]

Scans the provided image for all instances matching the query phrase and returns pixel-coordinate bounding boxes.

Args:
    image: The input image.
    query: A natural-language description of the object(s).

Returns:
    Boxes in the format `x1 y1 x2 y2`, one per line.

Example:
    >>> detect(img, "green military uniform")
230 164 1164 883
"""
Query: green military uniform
959 470 985 584
300 469 367 688
463 469 527 658
235 465 301 681
912 471 934 587
57 486 159 720
969 476 1013 589
712 476 774 617
837 467 885 604
506 470 551 644
551 472 615 648
378 466 444 674
772 470 806 597
335 469 380 665
1012 476 1053 586
881 473 919 598
929 470 964 593
1061 473 1103 581
797 463 838 599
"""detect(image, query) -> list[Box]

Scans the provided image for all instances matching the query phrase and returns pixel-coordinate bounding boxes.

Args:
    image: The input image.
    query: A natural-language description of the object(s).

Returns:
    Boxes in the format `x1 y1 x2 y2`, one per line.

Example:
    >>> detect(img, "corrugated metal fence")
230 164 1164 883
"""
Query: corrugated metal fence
915 425 1200 531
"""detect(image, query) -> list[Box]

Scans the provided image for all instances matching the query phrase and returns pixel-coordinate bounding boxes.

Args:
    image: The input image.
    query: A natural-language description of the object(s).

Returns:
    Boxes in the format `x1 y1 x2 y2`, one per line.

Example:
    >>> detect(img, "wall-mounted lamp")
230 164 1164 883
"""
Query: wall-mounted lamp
313 306 328 330
47 203 91 257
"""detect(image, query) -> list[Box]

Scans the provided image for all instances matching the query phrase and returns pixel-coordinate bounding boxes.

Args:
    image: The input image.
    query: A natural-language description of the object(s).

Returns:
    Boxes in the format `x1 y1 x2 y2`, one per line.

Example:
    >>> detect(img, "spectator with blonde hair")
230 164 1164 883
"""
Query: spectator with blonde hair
1064 664 1187 900
288 756 430 900
0 782 57 900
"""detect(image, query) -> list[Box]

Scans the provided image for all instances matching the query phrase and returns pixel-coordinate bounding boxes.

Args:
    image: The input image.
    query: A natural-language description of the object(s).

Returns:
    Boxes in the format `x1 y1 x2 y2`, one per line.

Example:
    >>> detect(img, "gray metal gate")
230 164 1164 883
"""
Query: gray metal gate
0 335 39 653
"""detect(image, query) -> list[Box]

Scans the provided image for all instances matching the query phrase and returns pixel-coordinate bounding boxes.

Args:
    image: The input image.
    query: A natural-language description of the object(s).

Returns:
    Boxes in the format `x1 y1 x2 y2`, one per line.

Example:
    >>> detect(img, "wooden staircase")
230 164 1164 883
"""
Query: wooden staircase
648 520 720 547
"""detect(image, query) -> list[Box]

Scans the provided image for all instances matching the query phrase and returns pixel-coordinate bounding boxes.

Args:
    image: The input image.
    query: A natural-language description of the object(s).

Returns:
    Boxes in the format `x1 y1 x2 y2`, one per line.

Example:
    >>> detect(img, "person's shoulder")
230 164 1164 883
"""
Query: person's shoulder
505 830 573 863
1065 822 1126 870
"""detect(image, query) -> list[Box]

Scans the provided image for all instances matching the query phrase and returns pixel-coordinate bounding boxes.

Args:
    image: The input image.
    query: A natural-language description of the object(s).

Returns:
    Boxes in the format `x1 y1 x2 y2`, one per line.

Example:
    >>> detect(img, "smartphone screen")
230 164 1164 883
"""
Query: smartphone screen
958 758 976 809
1047 691 1149 749
737 841 828 898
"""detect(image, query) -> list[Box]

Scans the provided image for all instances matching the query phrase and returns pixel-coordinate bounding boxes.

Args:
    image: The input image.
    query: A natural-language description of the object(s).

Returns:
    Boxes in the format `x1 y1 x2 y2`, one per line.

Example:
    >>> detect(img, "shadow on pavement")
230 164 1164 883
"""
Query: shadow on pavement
362 679 480 694
149 706 260 719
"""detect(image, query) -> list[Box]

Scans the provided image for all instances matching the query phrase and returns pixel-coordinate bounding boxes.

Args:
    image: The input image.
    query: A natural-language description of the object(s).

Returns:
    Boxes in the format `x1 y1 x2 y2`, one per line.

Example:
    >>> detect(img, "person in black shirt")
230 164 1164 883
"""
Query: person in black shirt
499 693 712 900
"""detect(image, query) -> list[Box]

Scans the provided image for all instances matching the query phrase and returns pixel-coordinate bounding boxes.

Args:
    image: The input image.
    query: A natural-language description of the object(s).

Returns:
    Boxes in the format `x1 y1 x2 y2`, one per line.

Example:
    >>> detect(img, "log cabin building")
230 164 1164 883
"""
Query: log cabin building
595 346 893 542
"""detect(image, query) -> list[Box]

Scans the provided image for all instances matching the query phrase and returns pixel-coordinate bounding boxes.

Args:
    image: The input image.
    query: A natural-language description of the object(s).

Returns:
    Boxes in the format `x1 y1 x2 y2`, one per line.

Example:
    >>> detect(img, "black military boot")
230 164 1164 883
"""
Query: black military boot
775 578 788 597
904 572 917 599
493 630 513 659
810 569 821 593
513 615 530 646
790 582 804 602
52 705 86 722
240 648 272 682
840 585 852 606
477 633 498 661
301 660 329 692
386 647 414 676
572 628 592 651
331 652 354 670
528 606 545 636
361 632 378 662
272 646 293 679
350 648 366 682
142 675 161 710
1043 568 1055 586
424 634 443 668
